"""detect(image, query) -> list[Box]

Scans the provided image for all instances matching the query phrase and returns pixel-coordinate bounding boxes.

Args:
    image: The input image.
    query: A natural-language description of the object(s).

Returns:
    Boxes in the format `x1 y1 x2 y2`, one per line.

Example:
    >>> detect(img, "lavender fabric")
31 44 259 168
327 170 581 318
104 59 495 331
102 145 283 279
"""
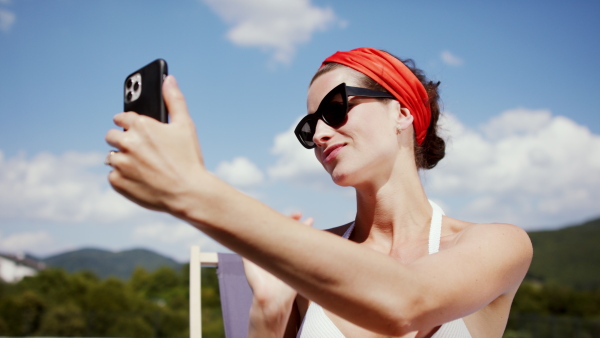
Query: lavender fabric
217 253 253 338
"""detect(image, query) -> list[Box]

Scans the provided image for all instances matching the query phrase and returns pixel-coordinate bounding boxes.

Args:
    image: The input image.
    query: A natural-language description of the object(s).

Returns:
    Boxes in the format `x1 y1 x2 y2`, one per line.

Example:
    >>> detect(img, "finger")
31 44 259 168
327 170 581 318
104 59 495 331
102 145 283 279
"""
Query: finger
302 217 314 227
289 212 302 221
113 111 141 130
105 128 139 152
162 75 190 124
289 212 314 227
105 129 124 150
104 149 126 169
104 150 117 166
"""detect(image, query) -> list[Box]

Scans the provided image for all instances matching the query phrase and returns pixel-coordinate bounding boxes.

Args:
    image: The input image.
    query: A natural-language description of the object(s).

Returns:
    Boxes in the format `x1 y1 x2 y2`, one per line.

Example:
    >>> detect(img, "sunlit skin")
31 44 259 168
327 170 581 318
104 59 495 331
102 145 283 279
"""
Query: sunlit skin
248 67 533 337
106 73 533 338
308 68 411 189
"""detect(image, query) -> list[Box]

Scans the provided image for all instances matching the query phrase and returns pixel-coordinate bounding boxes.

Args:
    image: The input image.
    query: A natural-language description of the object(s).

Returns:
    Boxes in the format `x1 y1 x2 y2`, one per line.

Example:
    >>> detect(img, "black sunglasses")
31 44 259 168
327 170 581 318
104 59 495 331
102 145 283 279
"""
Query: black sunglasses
294 83 395 149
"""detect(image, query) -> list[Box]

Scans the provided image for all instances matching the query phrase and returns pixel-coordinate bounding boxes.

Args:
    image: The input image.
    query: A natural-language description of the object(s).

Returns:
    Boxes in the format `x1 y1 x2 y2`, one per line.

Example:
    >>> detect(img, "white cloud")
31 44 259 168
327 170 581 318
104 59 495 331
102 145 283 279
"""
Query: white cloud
267 121 331 187
481 108 553 140
0 8 15 32
440 50 464 67
0 230 55 253
132 220 227 255
202 0 342 64
0 150 141 223
425 109 600 229
215 156 265 188
133 221 203 244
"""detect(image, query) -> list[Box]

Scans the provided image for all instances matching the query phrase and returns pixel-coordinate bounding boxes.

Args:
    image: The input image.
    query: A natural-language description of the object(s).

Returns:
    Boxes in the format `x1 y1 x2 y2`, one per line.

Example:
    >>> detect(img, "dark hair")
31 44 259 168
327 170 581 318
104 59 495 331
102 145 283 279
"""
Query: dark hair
310 55 445 170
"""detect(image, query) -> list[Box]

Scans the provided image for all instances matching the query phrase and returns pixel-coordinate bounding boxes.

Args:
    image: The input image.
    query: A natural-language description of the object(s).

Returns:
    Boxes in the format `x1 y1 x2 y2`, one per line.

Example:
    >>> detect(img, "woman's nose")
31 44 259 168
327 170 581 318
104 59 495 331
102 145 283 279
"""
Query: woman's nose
312 119 334 147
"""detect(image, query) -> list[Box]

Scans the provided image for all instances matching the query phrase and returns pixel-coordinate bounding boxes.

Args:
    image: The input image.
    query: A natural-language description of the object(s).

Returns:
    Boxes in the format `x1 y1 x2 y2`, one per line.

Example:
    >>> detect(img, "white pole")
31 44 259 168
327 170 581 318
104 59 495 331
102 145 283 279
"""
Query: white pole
190 245 201 338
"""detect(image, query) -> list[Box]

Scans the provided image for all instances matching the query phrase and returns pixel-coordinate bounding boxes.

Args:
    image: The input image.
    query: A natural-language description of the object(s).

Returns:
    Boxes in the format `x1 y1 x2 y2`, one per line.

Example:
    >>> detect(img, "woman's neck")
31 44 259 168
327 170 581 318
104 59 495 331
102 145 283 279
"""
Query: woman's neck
352 162 432 251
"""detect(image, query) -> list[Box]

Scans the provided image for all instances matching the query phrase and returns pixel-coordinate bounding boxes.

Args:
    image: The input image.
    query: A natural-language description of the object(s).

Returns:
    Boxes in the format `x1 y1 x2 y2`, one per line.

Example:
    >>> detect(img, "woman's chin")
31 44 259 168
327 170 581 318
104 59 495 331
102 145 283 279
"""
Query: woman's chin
330 171 353 187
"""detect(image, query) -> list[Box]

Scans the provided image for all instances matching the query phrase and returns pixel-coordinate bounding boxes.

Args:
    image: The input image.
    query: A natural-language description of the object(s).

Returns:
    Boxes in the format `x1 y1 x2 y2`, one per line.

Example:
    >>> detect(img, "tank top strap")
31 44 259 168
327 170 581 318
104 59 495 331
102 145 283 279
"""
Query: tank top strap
341 202 443 251
341 222 355 239
428 200 445 255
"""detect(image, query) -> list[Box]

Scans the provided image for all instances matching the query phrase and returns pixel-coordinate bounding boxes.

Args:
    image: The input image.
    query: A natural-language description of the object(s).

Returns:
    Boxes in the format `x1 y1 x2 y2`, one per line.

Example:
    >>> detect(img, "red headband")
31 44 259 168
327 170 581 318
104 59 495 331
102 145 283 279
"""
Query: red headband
322 47 431 145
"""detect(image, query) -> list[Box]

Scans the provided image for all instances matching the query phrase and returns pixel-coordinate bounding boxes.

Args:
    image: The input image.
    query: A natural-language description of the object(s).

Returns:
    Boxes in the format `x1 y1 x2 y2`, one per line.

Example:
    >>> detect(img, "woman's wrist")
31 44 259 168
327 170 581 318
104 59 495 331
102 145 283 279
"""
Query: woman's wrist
165 169 223 222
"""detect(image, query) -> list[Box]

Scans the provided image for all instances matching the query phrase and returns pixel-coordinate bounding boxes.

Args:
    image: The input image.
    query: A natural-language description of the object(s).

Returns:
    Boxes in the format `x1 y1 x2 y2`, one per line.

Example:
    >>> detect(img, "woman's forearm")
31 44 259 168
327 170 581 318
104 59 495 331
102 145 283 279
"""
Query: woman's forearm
169 174 421 334
168 172 531 335
104 77 414 333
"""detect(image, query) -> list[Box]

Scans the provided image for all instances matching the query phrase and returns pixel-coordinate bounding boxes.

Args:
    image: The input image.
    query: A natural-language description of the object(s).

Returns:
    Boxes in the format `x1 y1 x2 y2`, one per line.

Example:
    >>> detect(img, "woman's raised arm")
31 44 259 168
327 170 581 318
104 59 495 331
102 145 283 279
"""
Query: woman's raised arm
106 76 532 336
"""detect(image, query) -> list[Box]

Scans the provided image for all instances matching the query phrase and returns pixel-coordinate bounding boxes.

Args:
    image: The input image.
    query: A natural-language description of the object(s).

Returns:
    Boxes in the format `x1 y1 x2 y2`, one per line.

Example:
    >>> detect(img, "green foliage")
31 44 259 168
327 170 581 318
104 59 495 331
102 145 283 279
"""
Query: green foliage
0 289 46 336
527 218 600 289
507 281 600 336
505 313 600 337
503 330 534 338
511 281 600 318
200 266 224 338
37 303 87 336
0 264 223 337
130 266 182 304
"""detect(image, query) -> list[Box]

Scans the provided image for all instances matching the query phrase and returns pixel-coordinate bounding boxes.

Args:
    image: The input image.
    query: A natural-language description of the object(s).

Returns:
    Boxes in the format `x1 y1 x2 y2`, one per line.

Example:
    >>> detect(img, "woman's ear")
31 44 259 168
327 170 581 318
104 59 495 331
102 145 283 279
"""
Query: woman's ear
396 107 414 131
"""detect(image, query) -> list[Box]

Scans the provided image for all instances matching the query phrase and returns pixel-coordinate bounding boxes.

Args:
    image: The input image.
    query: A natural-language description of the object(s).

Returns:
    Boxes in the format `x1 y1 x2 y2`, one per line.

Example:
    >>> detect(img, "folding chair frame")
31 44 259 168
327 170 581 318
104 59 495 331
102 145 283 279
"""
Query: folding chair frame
190 245 218 338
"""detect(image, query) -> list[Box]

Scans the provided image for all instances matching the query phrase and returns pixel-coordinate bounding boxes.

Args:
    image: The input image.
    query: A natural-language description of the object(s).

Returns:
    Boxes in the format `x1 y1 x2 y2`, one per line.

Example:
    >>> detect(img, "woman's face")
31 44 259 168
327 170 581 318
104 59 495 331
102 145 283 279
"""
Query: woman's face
307 68 402 187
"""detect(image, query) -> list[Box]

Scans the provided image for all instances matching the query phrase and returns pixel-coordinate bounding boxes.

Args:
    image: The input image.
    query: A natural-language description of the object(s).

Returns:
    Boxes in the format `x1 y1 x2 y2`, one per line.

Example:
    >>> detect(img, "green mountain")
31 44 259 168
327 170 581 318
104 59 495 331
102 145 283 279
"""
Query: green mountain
43 247 182 280
527 217 600 289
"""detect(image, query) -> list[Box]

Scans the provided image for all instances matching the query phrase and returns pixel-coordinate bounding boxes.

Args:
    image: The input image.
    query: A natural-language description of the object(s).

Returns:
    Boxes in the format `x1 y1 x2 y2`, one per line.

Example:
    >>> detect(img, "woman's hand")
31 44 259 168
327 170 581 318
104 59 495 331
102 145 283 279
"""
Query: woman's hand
244 213 314 337
105 75 207 214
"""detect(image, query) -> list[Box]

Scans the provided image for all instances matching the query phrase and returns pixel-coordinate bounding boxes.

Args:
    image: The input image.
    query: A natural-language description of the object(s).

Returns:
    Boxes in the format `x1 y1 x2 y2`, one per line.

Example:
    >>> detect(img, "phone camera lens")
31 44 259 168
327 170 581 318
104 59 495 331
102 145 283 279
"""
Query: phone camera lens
127 92 133 101
134 82 140 91
126 79 133 88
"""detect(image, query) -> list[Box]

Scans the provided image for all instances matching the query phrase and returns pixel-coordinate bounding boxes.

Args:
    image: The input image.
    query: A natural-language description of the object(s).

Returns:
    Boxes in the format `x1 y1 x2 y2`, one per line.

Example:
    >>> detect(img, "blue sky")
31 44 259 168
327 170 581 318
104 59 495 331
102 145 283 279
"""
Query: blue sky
1 0 599 261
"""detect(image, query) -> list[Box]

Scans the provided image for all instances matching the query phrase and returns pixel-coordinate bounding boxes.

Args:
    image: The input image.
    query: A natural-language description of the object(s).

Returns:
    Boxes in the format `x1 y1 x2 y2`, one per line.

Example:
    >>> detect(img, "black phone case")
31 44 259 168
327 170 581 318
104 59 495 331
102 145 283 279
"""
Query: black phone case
124 59 168 123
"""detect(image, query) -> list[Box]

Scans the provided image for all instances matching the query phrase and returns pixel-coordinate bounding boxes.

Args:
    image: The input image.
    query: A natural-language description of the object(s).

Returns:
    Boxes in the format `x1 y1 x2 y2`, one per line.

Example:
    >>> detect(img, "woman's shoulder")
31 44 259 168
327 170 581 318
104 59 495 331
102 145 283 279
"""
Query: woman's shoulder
440 219 533 301
445 218 533 260
444 216 528 238
455 220 531 241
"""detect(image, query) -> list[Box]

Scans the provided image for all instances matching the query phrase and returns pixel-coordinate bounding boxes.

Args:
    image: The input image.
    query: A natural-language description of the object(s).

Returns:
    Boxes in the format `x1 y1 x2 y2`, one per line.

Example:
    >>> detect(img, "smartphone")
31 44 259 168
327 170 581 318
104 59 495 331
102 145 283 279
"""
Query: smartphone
123 59 169 123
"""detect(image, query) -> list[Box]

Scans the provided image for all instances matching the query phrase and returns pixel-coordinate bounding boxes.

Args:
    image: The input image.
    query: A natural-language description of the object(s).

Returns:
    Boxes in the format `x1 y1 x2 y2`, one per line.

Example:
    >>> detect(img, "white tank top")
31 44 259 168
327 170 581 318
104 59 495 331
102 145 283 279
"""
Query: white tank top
297 201 472 338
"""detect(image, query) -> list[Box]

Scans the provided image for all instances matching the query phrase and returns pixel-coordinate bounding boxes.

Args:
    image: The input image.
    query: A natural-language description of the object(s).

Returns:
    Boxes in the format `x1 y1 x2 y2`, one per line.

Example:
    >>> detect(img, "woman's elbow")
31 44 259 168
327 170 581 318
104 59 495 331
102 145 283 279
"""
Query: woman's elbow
373 294 428 336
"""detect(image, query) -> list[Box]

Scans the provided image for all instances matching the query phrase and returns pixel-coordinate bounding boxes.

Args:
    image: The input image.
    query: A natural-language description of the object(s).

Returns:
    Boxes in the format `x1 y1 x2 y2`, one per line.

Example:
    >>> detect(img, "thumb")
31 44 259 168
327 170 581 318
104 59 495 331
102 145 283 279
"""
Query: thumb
163 75 191 124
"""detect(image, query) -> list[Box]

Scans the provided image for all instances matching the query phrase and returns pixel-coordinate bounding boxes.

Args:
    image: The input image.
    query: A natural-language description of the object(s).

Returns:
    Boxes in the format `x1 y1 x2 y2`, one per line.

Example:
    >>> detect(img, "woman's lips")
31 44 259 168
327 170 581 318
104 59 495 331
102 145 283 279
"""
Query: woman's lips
323 143 345 163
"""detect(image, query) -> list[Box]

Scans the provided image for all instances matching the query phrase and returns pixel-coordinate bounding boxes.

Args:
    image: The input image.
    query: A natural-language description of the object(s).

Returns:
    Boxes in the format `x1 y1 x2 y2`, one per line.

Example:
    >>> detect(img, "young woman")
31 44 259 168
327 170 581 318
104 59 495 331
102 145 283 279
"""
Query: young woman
105 47 532 337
